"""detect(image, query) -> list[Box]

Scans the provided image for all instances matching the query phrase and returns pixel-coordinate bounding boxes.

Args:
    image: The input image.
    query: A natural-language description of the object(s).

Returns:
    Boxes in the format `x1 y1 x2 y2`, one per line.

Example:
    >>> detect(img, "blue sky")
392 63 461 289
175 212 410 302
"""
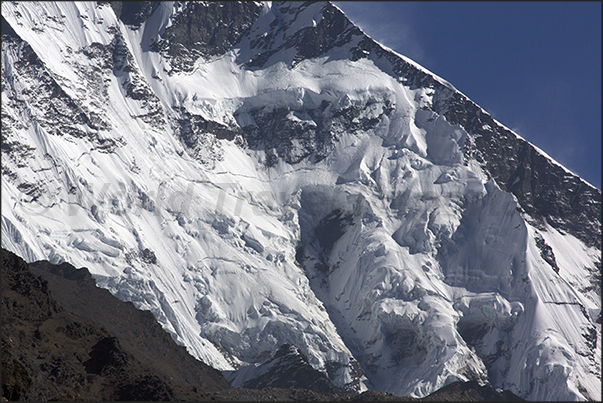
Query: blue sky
334 1 601 189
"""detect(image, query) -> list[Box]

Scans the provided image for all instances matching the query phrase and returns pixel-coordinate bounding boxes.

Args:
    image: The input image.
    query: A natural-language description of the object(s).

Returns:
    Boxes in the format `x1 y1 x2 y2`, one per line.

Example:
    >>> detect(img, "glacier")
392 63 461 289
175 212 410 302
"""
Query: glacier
1 1 600 400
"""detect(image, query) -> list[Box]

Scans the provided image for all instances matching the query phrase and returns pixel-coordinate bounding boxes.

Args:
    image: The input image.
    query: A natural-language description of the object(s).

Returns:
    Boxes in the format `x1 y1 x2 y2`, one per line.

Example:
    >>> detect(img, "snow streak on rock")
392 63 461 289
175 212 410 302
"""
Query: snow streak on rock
1 1 600 400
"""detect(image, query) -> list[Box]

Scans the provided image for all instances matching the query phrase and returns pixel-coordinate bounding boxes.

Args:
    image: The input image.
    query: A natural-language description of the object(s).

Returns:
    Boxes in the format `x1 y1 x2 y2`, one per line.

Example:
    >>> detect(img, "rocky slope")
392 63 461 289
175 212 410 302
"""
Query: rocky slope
1 247 228 401
1 1 600 400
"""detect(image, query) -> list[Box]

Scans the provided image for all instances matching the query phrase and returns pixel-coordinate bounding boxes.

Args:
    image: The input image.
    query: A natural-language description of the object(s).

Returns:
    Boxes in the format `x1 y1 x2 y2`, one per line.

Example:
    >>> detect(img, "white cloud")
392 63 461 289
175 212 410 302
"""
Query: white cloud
333 2 427 64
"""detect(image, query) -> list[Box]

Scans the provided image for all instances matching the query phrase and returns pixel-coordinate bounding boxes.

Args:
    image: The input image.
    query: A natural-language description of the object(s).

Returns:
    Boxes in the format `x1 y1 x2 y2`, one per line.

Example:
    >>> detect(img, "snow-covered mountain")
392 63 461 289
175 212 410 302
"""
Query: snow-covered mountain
1 1 600 400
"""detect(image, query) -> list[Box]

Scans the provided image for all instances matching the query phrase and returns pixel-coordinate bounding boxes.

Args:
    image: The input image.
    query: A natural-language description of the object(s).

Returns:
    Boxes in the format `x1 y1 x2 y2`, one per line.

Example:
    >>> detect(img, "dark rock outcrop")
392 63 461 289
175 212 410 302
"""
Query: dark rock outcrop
228 343 340 394
153 1 264 74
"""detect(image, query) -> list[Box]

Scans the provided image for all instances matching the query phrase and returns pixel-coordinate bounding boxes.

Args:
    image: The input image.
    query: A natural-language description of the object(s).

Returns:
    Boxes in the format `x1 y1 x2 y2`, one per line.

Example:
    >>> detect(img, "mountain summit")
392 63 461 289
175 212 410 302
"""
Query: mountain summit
2 1 600 400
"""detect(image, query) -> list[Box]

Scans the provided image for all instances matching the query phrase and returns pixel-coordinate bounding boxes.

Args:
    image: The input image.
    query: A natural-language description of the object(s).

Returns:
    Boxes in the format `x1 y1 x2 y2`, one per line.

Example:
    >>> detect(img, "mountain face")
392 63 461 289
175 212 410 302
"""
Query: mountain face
1 1 600 401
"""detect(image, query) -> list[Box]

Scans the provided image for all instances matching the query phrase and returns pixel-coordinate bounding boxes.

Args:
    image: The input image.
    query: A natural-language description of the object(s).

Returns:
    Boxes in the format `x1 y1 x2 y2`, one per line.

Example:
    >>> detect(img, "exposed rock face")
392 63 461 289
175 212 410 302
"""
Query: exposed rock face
115 1 160 28
153 1 264 74
238 94 395 166
243 1 362 69
227 343 341 393
2 29 113 146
